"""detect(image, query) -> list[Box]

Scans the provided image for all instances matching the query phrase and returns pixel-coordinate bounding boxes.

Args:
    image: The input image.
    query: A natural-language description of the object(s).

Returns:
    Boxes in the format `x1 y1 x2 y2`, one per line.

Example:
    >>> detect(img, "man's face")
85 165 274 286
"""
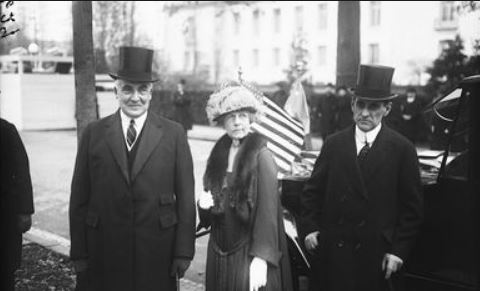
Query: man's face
115 79 153 118
351 97 391 132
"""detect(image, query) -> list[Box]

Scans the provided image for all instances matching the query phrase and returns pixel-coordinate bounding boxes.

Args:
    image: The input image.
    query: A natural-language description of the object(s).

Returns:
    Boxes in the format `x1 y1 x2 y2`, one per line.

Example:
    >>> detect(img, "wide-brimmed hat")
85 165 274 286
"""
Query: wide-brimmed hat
109 46 158 83
353 64 397 101
205 81 263 126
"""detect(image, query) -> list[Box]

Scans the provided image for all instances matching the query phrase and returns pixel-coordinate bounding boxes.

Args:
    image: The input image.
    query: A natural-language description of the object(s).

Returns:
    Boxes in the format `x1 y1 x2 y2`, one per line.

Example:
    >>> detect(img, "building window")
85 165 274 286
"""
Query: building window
233 12 241 35
295 5 303 31
318 3 328 30
253 9 260 36
318 46 326 66
441 1 456 21
370 1 381 26
253 49 259 67
369 44 379 64
184 51 190 70
273 8 281 34
233 50 240 68
273 48 280 66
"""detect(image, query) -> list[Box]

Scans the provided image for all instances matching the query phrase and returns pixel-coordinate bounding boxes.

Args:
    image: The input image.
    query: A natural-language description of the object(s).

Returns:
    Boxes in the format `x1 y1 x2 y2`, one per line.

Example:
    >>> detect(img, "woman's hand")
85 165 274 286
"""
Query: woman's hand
198 190 214 209
249 257 267 291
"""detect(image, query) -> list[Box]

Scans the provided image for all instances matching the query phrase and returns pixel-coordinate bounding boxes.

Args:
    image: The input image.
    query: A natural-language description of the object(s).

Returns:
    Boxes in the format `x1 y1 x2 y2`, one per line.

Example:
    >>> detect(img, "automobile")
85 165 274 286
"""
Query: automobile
279 75 479 291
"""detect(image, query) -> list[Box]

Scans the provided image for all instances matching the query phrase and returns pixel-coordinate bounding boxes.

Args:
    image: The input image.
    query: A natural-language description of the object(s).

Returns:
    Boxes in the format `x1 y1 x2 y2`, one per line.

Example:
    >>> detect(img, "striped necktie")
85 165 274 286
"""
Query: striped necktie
357 140 370 165
127 119 137 148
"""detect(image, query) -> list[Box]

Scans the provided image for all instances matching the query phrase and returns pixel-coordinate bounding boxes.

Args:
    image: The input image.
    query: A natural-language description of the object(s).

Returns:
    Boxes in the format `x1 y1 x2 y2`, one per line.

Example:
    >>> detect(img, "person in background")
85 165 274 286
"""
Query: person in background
198 81 293 291
396 87 424 144
334 85 354 133
317 83 337 140
1 118 34 291
172 79 193 133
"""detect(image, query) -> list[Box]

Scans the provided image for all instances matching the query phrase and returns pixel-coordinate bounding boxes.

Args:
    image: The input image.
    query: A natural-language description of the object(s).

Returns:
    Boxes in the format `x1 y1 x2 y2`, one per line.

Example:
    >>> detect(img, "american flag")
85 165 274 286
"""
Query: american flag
252 96 305 176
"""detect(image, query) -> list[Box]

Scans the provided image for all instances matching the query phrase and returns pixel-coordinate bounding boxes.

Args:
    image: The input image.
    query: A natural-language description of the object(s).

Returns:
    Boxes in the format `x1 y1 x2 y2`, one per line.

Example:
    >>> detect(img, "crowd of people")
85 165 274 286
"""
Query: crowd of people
1 46 425 291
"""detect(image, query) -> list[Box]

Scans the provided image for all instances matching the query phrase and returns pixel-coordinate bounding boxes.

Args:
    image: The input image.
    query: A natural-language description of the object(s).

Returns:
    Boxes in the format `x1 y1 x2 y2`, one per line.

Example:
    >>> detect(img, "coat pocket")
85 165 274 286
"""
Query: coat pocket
85 212 99 228
159 194 178 228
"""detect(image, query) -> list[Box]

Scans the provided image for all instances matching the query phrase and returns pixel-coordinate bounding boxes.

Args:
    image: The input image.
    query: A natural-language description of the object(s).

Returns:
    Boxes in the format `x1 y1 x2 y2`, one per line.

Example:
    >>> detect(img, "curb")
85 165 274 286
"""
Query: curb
24 227 205 290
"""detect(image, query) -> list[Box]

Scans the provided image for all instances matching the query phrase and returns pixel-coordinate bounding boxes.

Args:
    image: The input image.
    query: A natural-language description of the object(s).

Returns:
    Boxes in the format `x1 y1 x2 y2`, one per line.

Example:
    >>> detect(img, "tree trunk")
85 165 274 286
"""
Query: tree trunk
336 1 360 88
72 1 98 142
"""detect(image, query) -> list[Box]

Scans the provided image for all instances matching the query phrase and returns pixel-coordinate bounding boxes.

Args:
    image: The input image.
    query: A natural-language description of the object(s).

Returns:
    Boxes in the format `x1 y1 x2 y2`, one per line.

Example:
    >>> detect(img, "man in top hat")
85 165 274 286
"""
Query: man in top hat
69 46 195 291
300 64 423 291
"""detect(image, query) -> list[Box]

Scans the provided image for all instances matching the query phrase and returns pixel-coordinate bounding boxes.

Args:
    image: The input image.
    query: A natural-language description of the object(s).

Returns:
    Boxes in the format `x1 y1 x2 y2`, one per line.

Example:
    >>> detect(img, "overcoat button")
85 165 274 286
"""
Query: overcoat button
355 243 361 250
358 220 365 227
338 217 344 225
340 195 347 203
337 240 344 248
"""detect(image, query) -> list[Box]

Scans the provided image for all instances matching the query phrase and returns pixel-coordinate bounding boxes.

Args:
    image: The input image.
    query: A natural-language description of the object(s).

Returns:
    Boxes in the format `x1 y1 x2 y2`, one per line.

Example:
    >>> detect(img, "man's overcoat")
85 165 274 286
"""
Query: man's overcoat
69 111 195 291
300 124 423 291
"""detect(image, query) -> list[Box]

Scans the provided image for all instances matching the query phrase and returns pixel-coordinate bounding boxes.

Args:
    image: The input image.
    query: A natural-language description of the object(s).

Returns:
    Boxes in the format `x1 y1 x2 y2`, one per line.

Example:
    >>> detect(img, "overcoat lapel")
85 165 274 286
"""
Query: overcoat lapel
344 126 369 199
361 125 389 182
105 111 130 185
131 113 164 183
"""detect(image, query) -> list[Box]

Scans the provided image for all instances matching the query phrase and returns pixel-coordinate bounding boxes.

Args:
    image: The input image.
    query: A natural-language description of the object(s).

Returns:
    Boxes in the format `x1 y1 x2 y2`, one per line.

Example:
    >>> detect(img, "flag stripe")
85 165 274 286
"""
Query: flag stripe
260 116 304 145
266 142 296 163
263 98 304 131
252 123 302 154
262 108 304 137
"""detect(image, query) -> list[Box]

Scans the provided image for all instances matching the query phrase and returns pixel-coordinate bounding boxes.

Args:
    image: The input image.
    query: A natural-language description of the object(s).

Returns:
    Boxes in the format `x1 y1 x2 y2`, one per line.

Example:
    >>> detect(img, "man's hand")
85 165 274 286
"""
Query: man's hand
304 231 320 253
198 190 214 209
382 253 403 279
170 258 191 278
249 257 267 291
17 214 32 233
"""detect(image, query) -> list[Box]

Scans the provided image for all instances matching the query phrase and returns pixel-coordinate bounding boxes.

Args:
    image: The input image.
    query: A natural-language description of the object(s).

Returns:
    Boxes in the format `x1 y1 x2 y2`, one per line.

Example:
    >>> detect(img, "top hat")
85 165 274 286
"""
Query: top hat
109 46 158 83
353 64 397 101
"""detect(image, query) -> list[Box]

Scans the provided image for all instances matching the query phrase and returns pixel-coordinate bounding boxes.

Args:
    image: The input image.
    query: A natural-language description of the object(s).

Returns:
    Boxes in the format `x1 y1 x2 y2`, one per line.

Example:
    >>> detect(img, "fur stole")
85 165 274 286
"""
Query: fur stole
203 132 267 222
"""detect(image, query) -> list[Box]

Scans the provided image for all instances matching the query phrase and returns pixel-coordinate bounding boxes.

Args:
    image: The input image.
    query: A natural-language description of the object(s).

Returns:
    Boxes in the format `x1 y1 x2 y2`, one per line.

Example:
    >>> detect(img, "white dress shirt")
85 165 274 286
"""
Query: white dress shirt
120 110 147 151
355 123 382 155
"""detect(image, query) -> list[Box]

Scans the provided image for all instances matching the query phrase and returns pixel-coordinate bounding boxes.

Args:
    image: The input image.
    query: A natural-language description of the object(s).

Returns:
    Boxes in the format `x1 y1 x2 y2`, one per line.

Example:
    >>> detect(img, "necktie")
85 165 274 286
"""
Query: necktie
127 119 137 148
357 140 370 166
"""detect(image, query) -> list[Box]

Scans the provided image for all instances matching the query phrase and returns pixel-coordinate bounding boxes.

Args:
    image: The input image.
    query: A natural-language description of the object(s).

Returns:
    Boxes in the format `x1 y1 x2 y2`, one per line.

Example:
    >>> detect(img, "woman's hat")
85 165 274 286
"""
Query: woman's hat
109 46 158 83
353 64 397 101
205 81 263 125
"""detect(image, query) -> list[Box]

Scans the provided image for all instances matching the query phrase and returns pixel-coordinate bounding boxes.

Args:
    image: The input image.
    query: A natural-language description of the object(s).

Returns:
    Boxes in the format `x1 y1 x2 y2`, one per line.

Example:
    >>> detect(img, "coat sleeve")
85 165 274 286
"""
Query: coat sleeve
173 125 196 259
391 142 424 260
69 124 92 261
299 137 330 239
9 123 34 215
249 149 282 267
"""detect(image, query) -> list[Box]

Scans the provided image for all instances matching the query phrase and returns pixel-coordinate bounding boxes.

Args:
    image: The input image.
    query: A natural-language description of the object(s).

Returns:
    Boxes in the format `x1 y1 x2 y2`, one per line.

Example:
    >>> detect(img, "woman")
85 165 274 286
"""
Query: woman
198 83 293 291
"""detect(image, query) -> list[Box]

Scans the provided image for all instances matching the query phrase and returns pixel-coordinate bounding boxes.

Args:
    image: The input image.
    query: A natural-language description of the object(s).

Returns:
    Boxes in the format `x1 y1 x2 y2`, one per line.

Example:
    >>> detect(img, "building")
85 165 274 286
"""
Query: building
160 1 480 86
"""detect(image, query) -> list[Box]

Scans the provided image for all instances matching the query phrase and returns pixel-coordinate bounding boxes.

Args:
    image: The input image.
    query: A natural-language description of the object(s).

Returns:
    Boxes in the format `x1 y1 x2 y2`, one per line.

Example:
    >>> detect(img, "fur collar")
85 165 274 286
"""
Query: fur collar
203 132 266 220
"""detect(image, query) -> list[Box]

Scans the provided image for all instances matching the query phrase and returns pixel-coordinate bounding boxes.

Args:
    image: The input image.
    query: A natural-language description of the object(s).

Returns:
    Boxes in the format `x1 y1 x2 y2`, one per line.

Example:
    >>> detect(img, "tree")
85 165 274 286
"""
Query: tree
336 1 360 88
92 2 136 73
426 35 480 98
72 1 98 141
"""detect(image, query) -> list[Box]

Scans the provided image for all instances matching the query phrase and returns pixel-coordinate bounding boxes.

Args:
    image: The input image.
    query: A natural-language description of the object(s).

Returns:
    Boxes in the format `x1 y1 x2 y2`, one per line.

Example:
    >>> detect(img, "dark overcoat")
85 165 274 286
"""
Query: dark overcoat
300 124 423 291
69 111 195 291
0 119 34 273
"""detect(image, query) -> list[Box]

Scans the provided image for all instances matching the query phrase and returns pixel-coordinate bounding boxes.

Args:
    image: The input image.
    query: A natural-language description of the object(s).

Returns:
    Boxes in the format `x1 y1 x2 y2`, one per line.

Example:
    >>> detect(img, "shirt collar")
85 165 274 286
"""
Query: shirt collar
355 122 382 146
120 110 148 130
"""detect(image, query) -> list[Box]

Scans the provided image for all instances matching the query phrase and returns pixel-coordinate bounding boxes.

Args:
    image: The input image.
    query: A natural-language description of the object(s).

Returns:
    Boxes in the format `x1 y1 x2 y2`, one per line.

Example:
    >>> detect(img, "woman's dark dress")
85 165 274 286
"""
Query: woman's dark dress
199 135 293 291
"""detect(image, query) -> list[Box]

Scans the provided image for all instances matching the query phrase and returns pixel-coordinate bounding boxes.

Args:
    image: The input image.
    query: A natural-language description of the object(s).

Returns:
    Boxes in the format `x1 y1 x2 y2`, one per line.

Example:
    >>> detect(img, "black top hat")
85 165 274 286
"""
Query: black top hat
353 64 397 101
109 46 158 82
